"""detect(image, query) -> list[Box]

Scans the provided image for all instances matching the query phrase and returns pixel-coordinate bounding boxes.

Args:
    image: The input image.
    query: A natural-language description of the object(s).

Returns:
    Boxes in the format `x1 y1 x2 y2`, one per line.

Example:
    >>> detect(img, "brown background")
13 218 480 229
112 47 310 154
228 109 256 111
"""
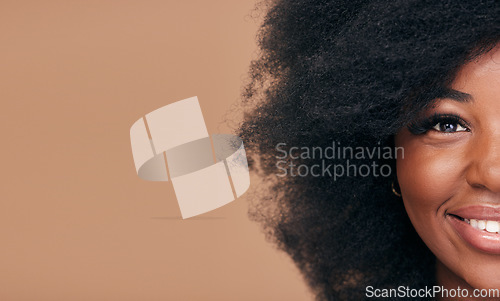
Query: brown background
0 1 312 300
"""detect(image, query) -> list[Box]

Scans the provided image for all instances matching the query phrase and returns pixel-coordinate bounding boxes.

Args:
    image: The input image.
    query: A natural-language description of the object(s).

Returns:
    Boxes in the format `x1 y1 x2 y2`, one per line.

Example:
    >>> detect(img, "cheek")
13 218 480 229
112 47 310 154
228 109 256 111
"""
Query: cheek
396 140 466 238
398 147 464 205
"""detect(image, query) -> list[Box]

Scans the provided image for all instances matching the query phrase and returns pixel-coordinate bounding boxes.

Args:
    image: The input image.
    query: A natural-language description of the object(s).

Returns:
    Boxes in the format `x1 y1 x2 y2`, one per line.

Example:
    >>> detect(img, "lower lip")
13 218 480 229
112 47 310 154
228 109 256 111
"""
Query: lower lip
448 215 500 254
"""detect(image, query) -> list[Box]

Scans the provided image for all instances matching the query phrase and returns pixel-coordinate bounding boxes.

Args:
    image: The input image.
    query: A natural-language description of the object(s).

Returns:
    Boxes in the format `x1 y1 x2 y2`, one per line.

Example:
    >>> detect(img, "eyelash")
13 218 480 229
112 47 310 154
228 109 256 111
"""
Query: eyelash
407 113 470 135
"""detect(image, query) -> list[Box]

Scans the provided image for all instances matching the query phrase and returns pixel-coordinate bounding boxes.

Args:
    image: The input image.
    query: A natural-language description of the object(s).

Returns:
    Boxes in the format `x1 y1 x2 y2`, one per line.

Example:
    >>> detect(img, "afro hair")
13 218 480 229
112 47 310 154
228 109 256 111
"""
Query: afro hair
237 0 500 300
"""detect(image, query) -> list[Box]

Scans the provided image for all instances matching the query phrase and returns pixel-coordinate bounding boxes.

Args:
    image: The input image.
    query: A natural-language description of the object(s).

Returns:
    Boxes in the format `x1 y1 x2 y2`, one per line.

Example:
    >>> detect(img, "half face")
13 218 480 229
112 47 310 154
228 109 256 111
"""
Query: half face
395 45 500 291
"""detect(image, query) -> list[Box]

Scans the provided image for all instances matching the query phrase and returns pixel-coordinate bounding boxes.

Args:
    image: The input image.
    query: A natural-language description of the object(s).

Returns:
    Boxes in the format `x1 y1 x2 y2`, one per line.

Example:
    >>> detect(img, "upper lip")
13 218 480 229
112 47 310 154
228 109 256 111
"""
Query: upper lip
448 205 500 222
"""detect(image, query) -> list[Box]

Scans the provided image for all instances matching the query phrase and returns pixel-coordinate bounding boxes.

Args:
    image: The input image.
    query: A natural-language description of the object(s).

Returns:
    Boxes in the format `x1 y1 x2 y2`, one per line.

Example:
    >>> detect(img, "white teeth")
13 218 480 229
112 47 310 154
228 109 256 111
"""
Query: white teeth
467 219 500 233
486 221 500 233
477 220 487 230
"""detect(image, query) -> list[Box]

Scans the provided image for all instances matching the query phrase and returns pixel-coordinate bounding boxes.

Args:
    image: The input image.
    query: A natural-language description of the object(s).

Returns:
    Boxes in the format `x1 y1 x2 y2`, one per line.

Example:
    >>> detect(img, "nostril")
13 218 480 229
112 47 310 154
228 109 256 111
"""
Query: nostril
470 183 487 190
465 161 500 193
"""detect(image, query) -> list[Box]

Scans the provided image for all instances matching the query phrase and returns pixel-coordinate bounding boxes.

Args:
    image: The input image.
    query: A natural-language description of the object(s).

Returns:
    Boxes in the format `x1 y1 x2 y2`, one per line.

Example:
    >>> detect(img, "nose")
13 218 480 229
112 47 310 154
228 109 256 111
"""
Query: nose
466 134 500 193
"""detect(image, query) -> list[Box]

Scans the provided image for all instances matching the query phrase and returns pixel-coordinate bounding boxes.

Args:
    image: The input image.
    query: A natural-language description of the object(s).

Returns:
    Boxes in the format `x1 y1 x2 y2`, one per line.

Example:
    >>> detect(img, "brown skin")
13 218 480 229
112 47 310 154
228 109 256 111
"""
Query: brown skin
395 45 500 300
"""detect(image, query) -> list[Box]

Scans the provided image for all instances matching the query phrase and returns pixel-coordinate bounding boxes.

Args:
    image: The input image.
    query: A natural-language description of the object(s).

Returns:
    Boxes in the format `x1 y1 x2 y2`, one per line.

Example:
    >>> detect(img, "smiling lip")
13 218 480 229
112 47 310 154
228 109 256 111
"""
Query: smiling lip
448 205 500 221
447 205 500 254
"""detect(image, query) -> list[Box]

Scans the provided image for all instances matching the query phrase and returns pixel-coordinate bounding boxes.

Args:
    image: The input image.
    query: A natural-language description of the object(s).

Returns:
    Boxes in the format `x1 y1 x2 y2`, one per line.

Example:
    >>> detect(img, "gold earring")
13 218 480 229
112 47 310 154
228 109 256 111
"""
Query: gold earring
392 180 402 197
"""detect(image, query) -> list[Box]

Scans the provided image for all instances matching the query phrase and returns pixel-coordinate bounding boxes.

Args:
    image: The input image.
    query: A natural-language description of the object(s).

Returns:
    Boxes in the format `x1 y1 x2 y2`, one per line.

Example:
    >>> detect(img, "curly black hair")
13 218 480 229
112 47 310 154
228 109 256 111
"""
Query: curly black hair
237 1 499 300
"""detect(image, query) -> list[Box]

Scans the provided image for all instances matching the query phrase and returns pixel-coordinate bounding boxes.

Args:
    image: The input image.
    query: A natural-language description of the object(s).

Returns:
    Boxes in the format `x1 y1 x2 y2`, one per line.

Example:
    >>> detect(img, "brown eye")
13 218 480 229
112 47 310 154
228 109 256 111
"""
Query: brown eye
432 122 468 133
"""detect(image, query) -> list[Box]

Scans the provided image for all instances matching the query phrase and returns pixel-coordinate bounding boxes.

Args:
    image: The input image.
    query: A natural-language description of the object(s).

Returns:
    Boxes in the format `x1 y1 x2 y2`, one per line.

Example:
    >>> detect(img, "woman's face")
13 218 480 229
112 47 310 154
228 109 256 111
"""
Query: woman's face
395 45 500 291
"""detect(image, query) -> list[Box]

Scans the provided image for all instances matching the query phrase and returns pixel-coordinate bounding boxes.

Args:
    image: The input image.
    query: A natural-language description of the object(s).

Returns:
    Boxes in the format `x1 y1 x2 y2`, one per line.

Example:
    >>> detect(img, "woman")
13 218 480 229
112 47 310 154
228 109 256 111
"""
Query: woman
238 0 500 300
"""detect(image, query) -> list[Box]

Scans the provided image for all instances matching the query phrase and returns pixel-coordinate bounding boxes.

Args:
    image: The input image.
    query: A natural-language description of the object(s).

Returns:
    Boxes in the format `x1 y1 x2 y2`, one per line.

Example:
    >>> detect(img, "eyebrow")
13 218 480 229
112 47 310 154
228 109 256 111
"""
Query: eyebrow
441 89 473 102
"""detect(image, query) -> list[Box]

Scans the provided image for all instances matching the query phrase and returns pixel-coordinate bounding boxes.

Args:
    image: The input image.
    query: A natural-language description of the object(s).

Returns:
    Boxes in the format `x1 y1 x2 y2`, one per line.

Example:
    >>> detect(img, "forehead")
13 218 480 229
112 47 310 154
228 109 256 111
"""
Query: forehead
451 45 500 94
